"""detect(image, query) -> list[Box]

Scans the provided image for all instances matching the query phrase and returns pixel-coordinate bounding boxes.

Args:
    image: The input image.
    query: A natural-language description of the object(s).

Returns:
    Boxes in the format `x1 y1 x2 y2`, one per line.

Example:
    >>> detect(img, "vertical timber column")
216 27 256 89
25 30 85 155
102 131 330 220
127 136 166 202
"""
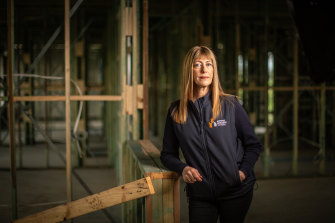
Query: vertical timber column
119 0 128 184
264 1 270 177
7 0 17 220
105 6 120 168
64 0 72 203
70 15 79 167
292 36 299 175
121 0 129 221
143 0 149 140
132 0 139 140
44 50 50 167
319 82 326 174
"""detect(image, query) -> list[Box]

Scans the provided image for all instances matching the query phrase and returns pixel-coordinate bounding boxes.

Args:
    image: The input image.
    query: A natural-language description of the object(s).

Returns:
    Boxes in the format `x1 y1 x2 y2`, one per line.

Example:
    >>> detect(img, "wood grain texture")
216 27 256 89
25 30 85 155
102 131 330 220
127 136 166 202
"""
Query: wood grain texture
125 140 180 222
64 0 71 205
13 95 122 102
14 178 155 223
163 180 174 222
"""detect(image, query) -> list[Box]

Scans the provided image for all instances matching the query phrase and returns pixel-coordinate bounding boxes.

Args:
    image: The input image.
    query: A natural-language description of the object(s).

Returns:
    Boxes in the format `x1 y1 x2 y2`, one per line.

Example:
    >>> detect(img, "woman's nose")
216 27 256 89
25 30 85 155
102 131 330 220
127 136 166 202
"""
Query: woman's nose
201 65 207 73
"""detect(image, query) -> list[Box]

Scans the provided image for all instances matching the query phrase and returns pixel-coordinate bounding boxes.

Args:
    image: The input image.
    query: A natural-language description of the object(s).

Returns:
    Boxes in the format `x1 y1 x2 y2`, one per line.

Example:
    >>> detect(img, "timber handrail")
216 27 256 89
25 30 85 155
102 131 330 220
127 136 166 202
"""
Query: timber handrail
123 140 180 223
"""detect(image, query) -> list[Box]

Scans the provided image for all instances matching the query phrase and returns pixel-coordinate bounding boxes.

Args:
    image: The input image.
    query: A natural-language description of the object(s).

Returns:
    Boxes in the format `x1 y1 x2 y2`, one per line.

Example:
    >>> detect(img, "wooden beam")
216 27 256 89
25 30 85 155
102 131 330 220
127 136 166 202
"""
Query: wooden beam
137 84 144 109
13 95 122 102
132 0 140 140
7 0 17 220
235 14 241 97
320 82 326 174
18 83 104 92
146 195 152 223
126 85 134 115
292 37 299 175
143 0 149 140
163 180 174 222
145 172 179 180
126 140 180 222
173 178 180 223
6 87 335 103
70 95 122 101
64 0 71 204
14 177 155 223
14 96 65 102
264 2 270 177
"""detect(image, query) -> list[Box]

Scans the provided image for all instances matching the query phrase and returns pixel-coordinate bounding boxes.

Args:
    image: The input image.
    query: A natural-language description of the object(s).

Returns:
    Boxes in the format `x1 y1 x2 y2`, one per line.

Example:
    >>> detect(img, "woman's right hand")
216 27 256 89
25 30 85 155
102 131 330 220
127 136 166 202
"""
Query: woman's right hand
182 166 202 183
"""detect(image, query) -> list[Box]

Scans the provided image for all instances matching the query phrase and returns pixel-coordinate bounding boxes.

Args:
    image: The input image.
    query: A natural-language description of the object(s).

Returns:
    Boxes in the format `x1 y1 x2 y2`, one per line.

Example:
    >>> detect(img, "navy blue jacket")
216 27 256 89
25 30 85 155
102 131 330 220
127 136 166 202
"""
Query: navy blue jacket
160 93 262 200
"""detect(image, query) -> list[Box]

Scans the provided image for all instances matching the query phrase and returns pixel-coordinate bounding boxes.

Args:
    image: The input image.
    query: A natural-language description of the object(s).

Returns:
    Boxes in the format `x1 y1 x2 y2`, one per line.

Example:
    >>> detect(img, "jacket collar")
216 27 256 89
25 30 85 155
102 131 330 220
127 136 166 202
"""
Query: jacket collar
188 91 212 106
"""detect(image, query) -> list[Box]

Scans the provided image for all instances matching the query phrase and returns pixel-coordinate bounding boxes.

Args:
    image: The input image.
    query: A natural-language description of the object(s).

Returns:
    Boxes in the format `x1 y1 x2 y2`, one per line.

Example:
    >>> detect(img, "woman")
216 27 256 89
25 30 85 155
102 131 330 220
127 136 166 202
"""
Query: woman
160 46 262 223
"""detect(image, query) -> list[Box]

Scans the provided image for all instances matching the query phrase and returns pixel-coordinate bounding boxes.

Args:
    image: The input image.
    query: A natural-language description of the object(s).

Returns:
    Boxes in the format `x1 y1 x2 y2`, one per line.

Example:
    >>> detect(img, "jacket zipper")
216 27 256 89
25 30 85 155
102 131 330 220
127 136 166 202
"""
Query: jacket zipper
193 101 216 197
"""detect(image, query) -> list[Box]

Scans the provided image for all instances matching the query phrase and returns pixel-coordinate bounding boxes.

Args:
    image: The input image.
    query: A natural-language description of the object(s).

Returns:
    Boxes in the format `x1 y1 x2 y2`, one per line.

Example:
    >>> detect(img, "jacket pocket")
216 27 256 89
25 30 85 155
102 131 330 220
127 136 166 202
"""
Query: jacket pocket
186 181 212 198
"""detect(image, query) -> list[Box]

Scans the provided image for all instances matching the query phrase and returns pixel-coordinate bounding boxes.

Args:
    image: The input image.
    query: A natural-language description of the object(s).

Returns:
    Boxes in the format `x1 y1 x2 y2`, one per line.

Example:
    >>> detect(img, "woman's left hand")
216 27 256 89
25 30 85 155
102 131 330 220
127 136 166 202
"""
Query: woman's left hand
239 170 246 182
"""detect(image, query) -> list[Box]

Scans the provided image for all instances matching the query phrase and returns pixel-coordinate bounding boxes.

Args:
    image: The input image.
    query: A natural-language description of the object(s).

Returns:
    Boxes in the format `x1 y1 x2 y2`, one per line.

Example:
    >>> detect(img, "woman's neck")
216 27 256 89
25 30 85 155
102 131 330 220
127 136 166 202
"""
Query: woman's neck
193 86 209 101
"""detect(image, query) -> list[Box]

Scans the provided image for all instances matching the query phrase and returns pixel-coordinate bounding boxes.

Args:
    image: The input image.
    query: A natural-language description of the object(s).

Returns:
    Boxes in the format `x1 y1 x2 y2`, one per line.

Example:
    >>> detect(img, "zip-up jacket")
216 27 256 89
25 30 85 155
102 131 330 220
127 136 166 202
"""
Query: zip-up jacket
160 93 262 200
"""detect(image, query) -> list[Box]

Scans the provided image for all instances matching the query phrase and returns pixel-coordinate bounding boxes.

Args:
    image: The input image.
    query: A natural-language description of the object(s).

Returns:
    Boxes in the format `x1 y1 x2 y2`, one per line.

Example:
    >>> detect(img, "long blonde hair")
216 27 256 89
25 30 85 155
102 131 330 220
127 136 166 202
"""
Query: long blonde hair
173 46 229 124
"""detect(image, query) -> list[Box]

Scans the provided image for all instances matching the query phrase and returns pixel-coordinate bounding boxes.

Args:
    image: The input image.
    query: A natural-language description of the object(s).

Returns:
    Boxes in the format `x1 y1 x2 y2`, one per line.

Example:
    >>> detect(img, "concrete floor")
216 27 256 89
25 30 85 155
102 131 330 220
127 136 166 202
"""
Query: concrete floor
0 144 335 222
0 168 122 223
180 177 335 223
245 177 335 223
1 169 334 223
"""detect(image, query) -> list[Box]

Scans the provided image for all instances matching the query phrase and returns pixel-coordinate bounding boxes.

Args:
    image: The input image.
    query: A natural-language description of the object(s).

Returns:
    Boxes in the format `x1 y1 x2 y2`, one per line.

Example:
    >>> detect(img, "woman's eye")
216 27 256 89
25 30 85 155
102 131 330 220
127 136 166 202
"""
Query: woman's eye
194 64 201 68
206 63 212 67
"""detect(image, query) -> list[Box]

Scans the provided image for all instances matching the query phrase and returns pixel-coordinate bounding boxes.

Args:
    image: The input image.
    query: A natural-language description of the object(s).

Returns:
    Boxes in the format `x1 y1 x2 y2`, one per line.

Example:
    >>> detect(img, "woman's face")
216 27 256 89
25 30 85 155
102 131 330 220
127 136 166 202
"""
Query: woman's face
193 56 213 89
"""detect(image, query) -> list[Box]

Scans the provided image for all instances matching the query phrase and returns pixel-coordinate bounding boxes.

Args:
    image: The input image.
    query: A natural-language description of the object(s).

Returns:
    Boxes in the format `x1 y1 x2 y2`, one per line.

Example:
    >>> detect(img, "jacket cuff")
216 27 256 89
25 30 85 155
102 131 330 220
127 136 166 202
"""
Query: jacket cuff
177 163 188 176
239 167 250 178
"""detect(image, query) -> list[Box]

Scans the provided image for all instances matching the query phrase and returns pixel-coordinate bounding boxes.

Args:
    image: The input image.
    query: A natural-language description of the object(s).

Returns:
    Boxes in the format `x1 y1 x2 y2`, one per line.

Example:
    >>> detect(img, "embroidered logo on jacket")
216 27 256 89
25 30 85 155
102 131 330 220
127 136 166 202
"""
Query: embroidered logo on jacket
209 118 227 128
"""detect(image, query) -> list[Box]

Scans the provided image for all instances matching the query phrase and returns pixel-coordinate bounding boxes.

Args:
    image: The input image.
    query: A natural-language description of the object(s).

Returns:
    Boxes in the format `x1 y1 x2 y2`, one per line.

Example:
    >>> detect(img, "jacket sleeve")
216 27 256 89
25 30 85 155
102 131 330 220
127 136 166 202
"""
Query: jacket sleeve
160 108 188 176
234 99 262 177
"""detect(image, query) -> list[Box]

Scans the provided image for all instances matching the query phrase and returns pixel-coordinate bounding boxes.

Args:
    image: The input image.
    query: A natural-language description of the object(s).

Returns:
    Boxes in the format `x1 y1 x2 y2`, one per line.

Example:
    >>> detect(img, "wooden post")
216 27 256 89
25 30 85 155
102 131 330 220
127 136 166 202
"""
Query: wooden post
7 0 17 220
173 178 180 223
64 0 72 203
104 5 122 168
145 194 152 223
264 1 270 177
333 90 335 149
320 82 326 174
70 14 79 167
272 26 277 150
44 39 50 168
14 177 155 223
234 2 240 97
292 36 299 175
120 0 128 220
132 0 139 140
16 50 23 168
143 0 149 140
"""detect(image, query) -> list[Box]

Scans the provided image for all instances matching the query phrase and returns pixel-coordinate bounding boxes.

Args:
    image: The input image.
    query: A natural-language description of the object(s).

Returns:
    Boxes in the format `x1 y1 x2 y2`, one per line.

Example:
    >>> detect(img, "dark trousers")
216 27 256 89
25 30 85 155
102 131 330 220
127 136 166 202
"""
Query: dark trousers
188 189 253 223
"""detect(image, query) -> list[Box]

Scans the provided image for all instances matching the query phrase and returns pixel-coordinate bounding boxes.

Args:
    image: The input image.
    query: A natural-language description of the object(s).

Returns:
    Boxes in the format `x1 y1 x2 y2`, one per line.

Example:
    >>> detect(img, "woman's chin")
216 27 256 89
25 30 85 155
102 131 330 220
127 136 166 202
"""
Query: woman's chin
195 82 212 88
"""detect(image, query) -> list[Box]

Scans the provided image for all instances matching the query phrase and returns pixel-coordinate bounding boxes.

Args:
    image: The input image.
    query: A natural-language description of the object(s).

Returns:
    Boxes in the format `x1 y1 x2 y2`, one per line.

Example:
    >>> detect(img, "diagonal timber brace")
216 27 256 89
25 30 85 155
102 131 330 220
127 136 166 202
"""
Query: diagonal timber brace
13 177 155 223
18 102 116 222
